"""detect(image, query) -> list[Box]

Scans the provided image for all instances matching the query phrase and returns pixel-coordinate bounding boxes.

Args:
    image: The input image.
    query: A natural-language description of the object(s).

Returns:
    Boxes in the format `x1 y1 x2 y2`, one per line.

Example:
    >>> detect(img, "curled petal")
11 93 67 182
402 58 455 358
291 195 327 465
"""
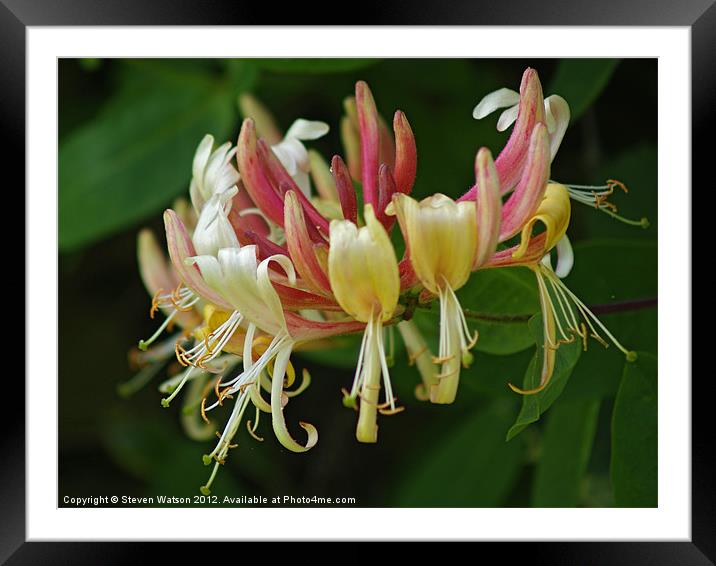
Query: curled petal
393 110 417 195
190 246 287 336
544 95 571 161
496 104 520 132
249 380 273 413
512 183 571 260
499 123 551 242
472 87 520 119
473 148 502 268
554 234 574 279
285 368 312 398
331 155 358 224
256 254 296 333
243 229 288 261
485 232 548 268
270 346 318 452
356 81 380 212
285 118 330 141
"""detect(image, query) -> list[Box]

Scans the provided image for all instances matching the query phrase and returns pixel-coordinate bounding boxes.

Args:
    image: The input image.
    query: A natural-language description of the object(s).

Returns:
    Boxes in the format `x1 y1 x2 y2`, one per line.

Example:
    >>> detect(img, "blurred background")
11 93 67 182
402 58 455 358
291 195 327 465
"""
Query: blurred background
59 58 657 507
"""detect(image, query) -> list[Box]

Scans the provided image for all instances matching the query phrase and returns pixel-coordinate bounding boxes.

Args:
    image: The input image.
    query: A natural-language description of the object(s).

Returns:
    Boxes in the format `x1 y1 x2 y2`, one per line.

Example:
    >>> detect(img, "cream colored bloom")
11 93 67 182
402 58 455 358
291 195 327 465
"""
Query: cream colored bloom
388 193 479 404
189 135 240 212
188 247 318 492
328 204 400 443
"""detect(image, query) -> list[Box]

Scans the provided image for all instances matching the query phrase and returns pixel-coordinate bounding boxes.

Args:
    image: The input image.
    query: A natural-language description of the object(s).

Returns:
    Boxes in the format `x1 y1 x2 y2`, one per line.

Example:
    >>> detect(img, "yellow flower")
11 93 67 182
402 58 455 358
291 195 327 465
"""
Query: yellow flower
512 183 571 261
387 193 479 404
328 204 400 442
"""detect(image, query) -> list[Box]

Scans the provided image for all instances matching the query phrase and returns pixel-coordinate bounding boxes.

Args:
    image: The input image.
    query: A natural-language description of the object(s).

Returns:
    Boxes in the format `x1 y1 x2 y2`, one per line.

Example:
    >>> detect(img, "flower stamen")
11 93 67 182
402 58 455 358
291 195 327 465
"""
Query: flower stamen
561 179 648 228
536 263 633 357
173 311 243 369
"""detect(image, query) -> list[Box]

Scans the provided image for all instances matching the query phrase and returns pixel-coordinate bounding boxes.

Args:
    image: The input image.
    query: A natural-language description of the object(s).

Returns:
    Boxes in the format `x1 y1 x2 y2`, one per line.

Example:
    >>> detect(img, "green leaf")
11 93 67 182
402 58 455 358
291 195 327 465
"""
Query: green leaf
59 63 243 251
560 344 625 401
253 58 380 74
455 267 540 355
506 315 582 441
531 399 600 507
548 59 619 121
393 400 524 506
611 352 657 507
567 239 657 301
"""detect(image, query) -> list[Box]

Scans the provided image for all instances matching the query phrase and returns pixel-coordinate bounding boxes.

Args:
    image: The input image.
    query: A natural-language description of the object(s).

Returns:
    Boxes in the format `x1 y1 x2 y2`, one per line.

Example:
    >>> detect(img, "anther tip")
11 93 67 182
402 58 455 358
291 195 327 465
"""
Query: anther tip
138 340 148 351
640 217 650 229
202 454 213 466
199 486 211 496
160 398 170 408
626 351 638 362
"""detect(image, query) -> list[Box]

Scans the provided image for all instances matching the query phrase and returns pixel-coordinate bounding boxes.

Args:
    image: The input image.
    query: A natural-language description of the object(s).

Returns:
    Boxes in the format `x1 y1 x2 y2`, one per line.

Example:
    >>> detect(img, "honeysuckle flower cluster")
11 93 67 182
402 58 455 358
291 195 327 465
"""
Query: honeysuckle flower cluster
131 68 641 494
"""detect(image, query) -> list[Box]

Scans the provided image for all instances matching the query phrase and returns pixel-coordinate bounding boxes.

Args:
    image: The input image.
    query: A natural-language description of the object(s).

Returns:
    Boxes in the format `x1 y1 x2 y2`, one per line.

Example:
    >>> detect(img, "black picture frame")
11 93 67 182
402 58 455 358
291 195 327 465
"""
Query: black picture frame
6 0 704 561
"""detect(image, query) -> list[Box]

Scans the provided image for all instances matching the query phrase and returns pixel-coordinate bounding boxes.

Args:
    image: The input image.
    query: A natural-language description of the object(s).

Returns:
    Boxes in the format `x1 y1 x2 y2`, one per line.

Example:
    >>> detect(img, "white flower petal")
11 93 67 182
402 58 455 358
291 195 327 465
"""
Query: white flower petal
192 135 214 184
271 143 299 175
190 136 240 210
544 95 571 161
187 254 223 292
273 137 311 176
472 88 520 120
285 118 329 141
256 254 295 331
496 104 520 132
555 233 574 279
210 246 288 335
191 187 240 257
